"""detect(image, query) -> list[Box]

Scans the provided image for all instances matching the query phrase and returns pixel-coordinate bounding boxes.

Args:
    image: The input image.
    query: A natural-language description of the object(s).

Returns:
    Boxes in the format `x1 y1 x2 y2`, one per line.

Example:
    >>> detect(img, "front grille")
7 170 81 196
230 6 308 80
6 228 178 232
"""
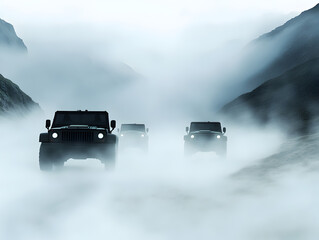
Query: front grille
198 134 215 140
194 134 217 143
62 131 94 142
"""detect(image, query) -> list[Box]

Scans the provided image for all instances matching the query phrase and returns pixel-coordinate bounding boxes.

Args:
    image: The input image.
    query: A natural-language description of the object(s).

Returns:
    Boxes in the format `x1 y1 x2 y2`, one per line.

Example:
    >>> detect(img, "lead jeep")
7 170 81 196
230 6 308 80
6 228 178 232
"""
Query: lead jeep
184 122 227 157
39 110 118 171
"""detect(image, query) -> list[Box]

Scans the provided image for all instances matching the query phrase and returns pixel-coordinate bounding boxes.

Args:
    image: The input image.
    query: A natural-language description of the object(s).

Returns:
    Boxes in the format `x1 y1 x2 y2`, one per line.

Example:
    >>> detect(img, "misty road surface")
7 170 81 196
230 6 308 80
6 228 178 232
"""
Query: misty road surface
1 117 319 240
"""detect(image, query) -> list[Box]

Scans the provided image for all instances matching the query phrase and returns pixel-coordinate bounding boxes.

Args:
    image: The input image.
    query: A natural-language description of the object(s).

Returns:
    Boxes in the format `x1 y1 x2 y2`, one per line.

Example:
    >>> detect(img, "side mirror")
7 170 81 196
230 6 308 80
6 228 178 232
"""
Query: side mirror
223 127 226 134
186 126 189 133
110 120 116 132
146 128 149 133
45 119 51 130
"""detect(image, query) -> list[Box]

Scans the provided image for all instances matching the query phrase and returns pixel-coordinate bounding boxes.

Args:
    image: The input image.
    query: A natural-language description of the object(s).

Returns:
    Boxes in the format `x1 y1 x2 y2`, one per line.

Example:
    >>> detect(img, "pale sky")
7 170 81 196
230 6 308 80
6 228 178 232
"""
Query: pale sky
1 0 318 82
1 0 319 115
0 0 318 31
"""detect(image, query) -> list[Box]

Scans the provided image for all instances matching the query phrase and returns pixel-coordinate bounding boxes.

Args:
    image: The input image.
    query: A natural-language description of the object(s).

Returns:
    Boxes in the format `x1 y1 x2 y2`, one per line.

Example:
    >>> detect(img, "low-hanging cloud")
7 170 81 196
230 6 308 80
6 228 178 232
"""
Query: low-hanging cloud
1 2 319 240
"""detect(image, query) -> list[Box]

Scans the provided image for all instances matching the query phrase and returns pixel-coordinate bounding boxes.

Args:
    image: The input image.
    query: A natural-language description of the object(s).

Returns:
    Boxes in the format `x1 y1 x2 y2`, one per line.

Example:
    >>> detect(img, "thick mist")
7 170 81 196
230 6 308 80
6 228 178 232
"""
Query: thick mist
2 110 319 240
1 2 319 239
0 10 299 122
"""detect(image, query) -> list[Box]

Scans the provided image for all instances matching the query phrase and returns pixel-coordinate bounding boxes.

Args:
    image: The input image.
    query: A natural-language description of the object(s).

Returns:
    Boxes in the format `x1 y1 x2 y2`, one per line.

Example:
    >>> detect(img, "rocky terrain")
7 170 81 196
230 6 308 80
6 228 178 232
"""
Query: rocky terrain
245 3 319 89
0 74 39 115
221 58 319 135
234 131 319 180
220 4 319 136
0 18 27 51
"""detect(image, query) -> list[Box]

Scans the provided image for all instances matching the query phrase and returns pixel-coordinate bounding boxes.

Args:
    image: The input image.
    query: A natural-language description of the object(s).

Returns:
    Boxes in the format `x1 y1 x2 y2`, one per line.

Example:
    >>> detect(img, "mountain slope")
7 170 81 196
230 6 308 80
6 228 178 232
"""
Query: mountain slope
220 58 319 134
0 18 27 51
234 132 319 180
0 74 39 115
244 3 319 89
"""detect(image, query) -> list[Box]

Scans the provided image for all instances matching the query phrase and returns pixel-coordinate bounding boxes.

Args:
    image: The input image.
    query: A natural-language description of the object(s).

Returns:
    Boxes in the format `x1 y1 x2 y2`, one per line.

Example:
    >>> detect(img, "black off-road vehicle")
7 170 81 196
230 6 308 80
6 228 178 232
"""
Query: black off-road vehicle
39 110 118 171
184 122 227 156
118 123 149 152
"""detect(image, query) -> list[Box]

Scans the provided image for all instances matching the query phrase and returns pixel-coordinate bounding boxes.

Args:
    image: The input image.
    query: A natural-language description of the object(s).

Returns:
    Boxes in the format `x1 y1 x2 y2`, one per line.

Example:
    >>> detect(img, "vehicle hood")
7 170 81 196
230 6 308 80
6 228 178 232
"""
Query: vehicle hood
51 125 106 131
120 130 146 136
190 130 222 135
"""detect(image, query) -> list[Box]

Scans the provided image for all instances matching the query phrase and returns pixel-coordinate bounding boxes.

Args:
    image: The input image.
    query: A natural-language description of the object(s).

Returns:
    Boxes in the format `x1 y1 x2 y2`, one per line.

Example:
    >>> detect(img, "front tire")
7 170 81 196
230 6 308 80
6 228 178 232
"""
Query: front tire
54 160 65 169
184 142 196 156
217 142 227 158
39 143 54 171
100 145 117 170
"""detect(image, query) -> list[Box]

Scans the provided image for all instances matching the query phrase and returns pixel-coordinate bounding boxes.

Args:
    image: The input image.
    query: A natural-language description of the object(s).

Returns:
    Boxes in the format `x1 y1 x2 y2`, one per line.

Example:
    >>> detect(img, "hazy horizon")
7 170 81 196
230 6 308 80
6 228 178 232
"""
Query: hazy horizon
1 2 318 118
1 1 318 74
1 2 319 240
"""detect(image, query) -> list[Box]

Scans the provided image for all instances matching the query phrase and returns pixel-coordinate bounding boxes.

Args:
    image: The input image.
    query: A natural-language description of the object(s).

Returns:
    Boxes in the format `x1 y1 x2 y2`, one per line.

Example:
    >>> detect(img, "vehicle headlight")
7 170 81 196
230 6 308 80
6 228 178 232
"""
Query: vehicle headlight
217 135 221 139
191 135 195 139
98 133 104 139
52 132 58 139
141 134 145 137
120 134 124 137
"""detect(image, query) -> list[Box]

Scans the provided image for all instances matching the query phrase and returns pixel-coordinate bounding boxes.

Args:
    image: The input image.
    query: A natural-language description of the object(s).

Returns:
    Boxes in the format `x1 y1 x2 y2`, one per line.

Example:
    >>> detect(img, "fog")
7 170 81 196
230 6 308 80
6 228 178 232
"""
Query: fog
0 112 289 240
2 110 319 240
1 1 319 239
0 4 307 121
0 21 296 122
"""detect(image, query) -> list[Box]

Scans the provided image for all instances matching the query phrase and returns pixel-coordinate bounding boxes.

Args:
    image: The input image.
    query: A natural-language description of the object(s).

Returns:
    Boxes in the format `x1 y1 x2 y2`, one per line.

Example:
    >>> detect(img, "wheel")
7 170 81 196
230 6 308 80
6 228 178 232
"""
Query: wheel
104 160 115 170
103 154 116 170
100 145 117 170
184 142 196 156
217 143 227 158
142 142 149 153
39 144 54 171
54 160 65 170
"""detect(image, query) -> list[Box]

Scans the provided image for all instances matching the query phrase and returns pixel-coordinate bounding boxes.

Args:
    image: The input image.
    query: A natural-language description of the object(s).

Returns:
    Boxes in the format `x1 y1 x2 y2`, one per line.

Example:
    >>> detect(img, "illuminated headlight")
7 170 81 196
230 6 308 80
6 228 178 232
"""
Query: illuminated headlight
52 132 58 139
141 134 145 137
98 133 104 139
217 135 221 139
191 135 195 139
120 134 124 137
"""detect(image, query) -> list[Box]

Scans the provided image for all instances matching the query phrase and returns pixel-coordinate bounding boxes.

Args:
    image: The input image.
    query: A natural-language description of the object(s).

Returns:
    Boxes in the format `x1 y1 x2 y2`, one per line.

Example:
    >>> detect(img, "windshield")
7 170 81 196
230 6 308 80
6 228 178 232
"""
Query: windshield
52 111 109 129
190 122 222 132
121 124 145 132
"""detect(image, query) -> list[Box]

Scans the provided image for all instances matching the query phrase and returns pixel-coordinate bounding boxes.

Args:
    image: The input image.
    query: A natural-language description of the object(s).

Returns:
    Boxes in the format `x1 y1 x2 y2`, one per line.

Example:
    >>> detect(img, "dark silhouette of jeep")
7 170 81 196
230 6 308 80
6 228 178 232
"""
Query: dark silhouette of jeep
118 123 149 152
184 122 227 156
39 110 118 171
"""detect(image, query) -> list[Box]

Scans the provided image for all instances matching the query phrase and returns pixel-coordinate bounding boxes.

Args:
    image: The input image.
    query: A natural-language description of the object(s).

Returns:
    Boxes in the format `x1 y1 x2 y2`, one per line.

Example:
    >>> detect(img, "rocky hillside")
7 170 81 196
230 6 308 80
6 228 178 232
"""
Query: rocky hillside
0 74 39 115
234 132 319 180
244 3 319 89
219 4 319 136
0 19 39 115
220 58 319 135
0 18 27 51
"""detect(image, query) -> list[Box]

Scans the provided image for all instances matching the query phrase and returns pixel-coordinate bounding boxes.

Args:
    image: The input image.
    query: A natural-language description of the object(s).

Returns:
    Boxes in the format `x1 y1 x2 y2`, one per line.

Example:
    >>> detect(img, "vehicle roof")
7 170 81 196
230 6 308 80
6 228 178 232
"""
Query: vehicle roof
121 123 145 126
52 110 110 129
190 121 221 124
55 110 108 114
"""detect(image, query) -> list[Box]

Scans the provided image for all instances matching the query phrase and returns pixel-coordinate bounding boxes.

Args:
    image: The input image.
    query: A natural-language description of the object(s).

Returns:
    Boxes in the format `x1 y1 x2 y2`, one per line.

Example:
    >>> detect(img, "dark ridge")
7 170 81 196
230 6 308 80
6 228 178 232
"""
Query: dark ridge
242 3 319 89
233 132 319 181
0 74 40 115
0 18 27 51
255 3 319 41
220 58 319 135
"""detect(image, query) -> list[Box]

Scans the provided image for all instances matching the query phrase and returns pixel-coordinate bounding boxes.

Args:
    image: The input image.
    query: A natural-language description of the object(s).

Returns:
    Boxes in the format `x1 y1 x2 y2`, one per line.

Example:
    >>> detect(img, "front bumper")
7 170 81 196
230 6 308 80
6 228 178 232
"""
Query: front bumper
40 142 117 160
185 136 226 152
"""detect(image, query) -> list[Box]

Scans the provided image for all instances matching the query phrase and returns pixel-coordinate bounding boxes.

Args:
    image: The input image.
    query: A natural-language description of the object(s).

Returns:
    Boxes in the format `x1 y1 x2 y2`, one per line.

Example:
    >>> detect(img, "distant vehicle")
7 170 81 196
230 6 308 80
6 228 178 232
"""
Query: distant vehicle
38 110 118 171
118 123 149 152
184 122 227 156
